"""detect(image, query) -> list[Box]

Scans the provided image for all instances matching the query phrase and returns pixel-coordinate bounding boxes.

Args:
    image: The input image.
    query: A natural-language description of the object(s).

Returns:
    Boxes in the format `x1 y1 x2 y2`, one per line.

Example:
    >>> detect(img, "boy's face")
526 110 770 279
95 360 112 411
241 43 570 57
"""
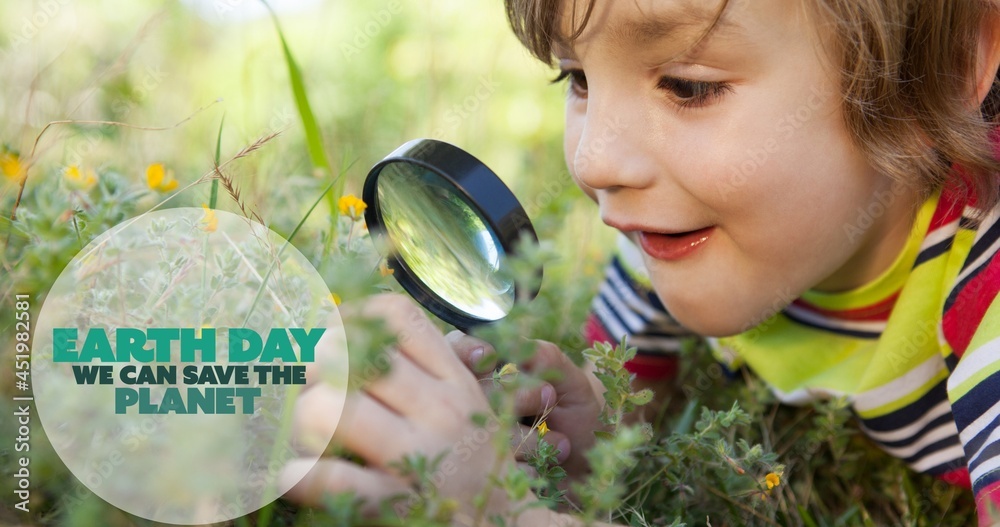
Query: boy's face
556 0 920 336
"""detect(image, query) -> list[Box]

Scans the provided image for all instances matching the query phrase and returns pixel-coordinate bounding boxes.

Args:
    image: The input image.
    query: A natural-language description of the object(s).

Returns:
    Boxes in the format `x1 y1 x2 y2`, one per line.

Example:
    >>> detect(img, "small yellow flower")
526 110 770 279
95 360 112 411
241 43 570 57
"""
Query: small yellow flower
537 421 549 438
338 194 367 220
765 472 781 490
199 204 218 233
497 362 519 378
146 163 178 192
379 259 394 277
1 149 25 182
329 293 342 305
64 165 98 190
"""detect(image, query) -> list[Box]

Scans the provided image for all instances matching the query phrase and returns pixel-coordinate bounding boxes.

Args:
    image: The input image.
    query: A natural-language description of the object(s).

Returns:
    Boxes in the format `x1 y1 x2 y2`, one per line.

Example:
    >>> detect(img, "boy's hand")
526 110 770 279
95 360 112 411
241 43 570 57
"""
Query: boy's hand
446 331 607 483
280 294 533 521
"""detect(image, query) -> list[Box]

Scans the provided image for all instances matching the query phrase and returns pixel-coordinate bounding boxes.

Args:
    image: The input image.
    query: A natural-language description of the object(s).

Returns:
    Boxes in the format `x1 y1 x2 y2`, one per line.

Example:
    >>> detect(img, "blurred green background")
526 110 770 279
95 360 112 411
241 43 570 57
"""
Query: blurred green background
0 0 613 267
0 0 614 525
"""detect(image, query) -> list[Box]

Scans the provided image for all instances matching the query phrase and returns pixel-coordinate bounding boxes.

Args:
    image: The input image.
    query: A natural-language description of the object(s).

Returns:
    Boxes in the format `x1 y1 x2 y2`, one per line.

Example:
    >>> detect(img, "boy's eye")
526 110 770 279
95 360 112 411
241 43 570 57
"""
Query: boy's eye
656 76 733 108
551 69 588 98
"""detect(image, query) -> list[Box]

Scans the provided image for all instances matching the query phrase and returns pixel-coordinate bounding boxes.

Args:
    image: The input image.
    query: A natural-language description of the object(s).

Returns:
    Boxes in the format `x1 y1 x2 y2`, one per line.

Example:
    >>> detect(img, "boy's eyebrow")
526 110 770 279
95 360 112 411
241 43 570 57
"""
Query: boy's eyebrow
555 5 742 51
611 12 741 47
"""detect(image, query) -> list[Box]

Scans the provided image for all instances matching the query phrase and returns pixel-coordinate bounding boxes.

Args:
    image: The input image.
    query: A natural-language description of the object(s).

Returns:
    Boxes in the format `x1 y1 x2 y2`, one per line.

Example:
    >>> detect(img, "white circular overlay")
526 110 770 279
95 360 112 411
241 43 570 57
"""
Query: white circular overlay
31 207 349 524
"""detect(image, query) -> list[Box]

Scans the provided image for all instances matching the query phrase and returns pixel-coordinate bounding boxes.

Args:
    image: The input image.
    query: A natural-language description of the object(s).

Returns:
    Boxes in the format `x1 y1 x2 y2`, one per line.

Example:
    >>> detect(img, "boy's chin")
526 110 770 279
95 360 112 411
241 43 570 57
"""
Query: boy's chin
666 300 783 338
677 316 751 339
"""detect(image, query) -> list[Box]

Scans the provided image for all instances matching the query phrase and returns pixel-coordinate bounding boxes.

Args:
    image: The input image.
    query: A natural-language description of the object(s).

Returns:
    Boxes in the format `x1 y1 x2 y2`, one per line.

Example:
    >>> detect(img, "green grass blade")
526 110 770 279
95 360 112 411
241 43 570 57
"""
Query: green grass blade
210 114 224 209
674 399 700 436
260 0 330 173
798 505 821 527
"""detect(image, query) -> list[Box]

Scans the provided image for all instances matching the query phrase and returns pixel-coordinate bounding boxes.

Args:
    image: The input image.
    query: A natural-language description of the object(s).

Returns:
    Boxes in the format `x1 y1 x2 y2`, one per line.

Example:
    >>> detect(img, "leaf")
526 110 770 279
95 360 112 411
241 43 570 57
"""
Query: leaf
594 430 615 441
261 1 330 173
0 215 29 243
674 399 700 435
470 412 489 427
626 388 654 407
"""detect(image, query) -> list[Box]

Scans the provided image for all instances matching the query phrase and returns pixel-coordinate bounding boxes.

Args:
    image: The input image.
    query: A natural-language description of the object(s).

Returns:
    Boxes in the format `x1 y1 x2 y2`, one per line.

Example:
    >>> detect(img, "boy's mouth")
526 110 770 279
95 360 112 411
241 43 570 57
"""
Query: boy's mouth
659 227 709 237
638 226 715 261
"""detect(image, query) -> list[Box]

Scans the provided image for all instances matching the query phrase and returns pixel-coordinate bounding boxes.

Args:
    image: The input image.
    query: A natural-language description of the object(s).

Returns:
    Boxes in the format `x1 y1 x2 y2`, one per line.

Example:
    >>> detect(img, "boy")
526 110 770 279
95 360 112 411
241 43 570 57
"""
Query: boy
282 0 1000 524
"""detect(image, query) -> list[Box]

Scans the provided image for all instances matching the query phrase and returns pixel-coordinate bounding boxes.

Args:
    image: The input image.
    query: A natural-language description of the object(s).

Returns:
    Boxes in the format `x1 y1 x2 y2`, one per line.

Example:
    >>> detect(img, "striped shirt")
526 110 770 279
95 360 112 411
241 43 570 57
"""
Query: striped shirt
583 183 1000 522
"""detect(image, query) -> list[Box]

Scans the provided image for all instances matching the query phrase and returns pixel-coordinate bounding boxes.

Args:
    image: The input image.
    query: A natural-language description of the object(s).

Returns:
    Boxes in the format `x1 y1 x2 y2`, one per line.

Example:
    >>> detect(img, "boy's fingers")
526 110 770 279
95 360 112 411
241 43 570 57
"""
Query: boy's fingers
513 382 557 418
335 393 419 468
280 458 410 513
361 294 466 380
292 382 348 456
522 340 570 375
523 341 597 407
294 383 415 465
511 424 570 464
445 330 498 375
364 347 444 417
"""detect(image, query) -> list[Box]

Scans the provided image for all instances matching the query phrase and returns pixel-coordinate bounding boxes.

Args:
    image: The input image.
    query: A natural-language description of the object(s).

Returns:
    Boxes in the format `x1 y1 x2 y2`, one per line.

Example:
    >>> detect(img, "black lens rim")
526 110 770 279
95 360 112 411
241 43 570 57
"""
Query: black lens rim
362 138 540 331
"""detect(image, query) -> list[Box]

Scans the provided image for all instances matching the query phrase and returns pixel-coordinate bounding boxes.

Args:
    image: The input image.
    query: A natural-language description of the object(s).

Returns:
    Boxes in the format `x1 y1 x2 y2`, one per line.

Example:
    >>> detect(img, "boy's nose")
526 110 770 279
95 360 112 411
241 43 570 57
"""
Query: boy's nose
571 105 653 192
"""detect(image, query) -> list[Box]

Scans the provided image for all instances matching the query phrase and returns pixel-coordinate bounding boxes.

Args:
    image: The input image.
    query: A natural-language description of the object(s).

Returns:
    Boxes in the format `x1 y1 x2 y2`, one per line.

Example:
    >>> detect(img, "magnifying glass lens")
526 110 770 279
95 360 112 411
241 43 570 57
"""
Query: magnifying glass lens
377 162 515 321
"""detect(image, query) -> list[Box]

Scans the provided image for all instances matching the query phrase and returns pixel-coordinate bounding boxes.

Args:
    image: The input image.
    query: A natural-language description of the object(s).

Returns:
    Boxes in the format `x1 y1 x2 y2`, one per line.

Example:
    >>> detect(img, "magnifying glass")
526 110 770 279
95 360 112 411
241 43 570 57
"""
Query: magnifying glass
363 139 541 331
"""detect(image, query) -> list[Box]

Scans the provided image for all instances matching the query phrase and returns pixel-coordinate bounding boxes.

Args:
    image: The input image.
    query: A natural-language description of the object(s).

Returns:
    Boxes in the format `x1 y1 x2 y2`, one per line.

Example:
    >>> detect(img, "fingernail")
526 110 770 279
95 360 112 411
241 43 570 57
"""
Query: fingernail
470 347 485 370
541 384 556 408
556 438 571 463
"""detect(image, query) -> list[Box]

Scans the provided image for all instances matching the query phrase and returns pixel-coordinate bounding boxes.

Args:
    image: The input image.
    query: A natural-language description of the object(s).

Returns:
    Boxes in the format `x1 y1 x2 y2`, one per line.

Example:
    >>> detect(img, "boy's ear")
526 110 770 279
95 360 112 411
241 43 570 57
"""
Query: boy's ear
975 9 1000 106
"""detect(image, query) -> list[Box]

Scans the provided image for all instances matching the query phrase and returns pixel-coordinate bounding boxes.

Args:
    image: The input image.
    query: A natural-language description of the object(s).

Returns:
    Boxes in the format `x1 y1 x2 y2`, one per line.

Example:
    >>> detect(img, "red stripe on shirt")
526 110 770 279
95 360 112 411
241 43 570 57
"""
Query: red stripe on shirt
624 354 678 379
942 256 1000 356
937 467 972 489
584 313 613 345
791 291 900 322
928 180 968 232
